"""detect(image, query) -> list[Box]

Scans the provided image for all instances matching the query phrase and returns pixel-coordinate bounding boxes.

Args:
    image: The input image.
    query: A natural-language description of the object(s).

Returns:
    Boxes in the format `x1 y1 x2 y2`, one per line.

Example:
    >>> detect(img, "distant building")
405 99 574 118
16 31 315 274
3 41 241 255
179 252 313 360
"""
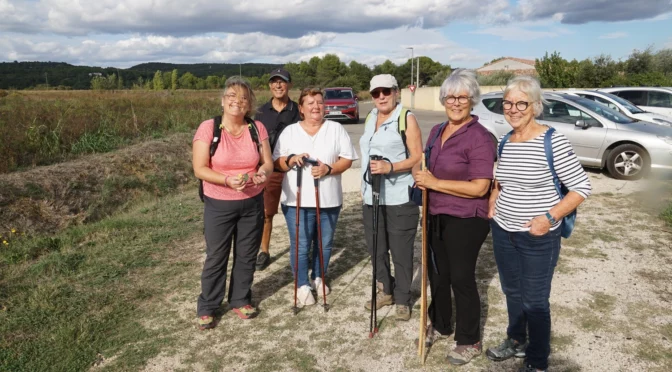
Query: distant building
477 57 537 76
88 72 103 77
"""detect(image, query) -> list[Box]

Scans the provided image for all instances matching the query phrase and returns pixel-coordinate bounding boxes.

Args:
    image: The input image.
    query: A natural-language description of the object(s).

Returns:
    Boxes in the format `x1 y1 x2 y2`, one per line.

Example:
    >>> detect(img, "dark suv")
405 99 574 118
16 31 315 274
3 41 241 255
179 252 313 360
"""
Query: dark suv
323 87 359 124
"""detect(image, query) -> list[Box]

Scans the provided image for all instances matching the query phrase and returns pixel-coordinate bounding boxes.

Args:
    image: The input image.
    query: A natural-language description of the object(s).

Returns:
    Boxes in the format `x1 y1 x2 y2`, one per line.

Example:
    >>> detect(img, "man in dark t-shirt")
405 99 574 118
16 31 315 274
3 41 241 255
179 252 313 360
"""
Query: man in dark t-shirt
254 68 300 270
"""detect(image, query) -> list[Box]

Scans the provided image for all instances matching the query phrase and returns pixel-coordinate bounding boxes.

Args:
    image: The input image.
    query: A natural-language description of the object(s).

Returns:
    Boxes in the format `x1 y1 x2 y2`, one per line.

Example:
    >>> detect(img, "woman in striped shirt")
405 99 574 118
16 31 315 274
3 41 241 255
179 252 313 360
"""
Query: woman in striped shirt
486 76 591 372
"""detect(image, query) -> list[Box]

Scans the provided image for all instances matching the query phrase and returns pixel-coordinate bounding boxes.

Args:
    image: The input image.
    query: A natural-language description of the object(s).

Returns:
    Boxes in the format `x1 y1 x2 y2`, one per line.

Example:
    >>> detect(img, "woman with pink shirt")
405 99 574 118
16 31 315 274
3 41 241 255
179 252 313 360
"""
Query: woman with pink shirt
192 77 274 328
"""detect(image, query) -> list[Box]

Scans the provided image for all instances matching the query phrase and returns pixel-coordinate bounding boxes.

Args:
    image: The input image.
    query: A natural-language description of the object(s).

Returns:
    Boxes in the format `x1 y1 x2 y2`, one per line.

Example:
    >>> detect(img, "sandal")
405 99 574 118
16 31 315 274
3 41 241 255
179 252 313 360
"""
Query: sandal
232 304 258 319
198 315 216 330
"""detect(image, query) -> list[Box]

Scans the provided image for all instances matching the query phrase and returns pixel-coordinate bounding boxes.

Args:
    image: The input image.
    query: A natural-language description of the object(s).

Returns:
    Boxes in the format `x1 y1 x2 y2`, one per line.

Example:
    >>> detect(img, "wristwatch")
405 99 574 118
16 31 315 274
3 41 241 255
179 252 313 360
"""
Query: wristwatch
545 212 557 224
325 164 333 175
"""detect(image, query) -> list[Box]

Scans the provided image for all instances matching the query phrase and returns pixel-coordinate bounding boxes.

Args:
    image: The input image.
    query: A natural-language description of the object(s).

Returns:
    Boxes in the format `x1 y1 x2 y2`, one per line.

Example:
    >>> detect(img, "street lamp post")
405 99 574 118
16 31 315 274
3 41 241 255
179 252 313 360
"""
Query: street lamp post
406 47 414 109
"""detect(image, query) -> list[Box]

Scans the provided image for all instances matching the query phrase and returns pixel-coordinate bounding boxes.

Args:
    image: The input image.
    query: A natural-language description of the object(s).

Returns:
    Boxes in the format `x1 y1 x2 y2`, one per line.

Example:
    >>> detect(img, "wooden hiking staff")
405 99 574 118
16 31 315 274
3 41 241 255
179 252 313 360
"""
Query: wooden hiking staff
418 153 428 363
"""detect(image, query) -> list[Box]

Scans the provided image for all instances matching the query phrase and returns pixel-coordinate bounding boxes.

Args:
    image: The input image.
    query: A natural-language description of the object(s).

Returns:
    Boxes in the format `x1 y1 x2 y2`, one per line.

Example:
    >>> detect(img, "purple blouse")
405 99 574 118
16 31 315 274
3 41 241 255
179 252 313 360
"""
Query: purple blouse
426 115 496 219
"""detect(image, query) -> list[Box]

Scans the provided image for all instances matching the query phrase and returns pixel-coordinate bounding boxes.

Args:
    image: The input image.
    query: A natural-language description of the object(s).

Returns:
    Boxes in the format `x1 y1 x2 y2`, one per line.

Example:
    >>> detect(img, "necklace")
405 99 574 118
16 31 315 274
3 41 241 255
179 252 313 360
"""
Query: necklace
221 122 245 137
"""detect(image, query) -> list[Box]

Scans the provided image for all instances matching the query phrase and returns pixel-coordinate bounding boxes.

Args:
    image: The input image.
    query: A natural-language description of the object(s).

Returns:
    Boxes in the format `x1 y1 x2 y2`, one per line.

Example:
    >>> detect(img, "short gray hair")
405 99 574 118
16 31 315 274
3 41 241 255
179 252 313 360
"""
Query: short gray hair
438 69 480 107
222 76 258 118
503 76 548 117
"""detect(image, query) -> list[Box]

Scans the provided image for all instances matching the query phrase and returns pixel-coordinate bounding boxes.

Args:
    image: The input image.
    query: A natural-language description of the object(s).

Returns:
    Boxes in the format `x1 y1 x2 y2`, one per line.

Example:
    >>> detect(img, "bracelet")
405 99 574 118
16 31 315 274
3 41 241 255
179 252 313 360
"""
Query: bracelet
325 164 332 175
285 154 295 168
223 175 229 188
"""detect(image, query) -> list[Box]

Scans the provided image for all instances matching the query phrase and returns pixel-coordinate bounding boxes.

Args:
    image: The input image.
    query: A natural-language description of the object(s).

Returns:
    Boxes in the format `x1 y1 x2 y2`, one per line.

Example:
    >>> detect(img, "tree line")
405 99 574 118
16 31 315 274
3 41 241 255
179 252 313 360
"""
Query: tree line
536 47 672 88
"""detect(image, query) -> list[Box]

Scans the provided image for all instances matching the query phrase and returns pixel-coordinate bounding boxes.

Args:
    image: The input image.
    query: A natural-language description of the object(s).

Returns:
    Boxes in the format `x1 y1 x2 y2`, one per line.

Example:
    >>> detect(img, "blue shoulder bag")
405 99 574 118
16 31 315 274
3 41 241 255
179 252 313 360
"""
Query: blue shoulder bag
497 127 577 238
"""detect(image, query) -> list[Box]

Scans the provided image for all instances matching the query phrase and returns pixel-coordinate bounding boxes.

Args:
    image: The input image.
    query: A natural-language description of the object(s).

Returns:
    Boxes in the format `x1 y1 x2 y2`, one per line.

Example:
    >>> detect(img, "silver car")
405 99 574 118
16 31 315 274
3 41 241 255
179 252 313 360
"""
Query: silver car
474 92 672 180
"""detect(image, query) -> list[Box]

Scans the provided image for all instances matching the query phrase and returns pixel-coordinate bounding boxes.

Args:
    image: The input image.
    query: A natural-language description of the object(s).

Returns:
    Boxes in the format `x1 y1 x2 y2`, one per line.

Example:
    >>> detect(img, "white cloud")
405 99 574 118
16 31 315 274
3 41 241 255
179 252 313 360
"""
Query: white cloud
0 0 510 37
517 0 672 24
599 32 628 39
471 25 573 41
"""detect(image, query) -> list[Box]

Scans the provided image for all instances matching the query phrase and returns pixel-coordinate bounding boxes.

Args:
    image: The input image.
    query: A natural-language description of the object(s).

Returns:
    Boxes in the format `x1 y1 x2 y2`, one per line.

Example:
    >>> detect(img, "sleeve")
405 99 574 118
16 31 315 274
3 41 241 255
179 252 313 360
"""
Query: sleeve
551 132 592 199
467 130 496 180
338 123 359 160
254 120 269 142
193 119 215 144
273 126 289 161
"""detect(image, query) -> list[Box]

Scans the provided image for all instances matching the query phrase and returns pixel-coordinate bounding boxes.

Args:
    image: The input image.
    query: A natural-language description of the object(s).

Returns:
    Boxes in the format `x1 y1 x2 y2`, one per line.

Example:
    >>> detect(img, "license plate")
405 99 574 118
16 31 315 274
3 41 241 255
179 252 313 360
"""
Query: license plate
329 111 342 115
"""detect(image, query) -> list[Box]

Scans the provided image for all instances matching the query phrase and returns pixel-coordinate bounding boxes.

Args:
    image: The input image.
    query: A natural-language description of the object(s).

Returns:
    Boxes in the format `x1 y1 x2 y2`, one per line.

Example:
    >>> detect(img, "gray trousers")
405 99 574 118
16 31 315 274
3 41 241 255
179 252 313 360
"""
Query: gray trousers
362 201 419 306
197 194 264 315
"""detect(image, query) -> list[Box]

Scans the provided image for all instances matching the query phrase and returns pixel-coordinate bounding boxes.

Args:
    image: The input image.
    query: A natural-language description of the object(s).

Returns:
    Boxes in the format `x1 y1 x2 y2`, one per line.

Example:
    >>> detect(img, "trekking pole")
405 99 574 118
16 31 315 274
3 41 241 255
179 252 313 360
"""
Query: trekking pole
368 155 383 338
418 153 428 363
313 175 330 312
292 164 303 315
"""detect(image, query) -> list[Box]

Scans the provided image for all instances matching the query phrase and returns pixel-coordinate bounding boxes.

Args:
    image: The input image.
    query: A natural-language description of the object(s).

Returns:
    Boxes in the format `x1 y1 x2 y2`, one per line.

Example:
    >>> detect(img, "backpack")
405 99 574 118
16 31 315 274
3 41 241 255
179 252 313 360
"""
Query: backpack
365 108 411 158
198 115 261 202
497 127 577 238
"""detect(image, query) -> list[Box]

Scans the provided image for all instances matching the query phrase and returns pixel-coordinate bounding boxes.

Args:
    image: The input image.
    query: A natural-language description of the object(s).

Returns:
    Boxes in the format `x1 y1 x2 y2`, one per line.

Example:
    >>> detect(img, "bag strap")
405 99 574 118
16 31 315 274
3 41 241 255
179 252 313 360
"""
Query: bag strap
543 127 564 199
497 130 514 159
210 115 224 158
398 108 410 158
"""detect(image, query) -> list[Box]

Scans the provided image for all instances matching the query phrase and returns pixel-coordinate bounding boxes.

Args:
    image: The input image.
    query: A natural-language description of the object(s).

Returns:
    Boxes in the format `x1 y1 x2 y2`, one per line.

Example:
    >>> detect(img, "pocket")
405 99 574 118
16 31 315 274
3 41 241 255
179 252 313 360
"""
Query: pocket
525 230 550 239
390 203 420 233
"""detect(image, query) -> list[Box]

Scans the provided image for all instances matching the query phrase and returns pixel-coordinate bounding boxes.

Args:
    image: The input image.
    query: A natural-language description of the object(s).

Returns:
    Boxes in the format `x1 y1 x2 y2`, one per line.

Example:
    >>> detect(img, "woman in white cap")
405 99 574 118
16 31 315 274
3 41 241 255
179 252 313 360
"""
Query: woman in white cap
360 74 423 320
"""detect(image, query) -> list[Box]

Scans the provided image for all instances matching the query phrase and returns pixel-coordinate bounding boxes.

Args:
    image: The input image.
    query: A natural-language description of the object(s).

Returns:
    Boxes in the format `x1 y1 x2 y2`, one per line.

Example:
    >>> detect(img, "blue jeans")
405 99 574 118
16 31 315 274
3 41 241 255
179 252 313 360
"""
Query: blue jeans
282 205 341 288
490 220 561 371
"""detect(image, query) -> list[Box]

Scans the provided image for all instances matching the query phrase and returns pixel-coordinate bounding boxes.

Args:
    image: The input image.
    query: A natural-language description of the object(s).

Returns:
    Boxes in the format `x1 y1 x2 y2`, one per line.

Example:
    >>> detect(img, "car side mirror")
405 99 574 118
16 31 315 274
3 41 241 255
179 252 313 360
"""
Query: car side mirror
575 120 590 129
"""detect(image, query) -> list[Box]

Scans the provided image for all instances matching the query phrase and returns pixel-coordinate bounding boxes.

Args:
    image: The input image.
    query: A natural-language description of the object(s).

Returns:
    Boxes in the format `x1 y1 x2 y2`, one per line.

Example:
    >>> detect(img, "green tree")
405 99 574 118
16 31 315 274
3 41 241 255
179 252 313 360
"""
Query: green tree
316 54 342 86
205 75 221 89
535 51 571 88
153 70 164 90
178 72 197 89
428 67 452 87
626 47 654 75
348 61 372 91
171 69 178 90
372 60 397 77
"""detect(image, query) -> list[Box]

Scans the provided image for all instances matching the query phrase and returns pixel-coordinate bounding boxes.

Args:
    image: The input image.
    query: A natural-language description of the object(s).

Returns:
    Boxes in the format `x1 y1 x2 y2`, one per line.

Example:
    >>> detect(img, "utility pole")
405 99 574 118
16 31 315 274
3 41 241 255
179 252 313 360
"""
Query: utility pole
45 72 48 87
416 56 420 90
239 63 242 77
406 47 414 109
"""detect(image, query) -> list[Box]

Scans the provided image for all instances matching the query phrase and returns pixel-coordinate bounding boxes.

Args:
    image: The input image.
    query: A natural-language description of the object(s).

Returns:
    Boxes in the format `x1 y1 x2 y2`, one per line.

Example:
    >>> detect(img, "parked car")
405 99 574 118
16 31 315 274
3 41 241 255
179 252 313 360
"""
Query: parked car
323 87 359 124
474 92 672 180
559 89 672 127
599 87 672 118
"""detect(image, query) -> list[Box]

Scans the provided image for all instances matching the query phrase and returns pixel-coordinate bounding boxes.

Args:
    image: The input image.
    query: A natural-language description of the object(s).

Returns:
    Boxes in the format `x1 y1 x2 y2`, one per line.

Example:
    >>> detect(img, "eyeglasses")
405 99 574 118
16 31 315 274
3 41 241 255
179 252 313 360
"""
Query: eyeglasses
371 88 393 99
502 100 530 111
225 93 249 102
445 96 471 105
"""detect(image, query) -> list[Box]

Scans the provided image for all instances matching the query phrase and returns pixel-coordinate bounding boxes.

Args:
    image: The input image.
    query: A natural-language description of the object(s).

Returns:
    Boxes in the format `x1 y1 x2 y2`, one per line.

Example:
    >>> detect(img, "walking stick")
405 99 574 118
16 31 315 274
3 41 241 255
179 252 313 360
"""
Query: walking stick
305 158 330 313
418 153 428 363
292 164 303 315
368 155 383 338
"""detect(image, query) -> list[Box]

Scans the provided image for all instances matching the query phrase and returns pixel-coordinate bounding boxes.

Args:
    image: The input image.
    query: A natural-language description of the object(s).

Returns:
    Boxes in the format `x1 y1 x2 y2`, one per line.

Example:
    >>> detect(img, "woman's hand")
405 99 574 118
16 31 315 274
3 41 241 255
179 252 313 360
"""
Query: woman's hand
252 170 268 185
370 159 392 175
288 153 311 168
488 200 497 219
524 215 552 236
227 174 248 192
413 169 438 191
311 160 330 179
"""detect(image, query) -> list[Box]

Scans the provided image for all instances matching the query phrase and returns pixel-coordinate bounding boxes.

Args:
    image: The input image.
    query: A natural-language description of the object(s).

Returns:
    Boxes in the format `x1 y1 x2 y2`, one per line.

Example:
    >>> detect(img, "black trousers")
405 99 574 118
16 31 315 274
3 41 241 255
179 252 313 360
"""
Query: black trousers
197 194 264 315
363 201 419 306
427 214 490 345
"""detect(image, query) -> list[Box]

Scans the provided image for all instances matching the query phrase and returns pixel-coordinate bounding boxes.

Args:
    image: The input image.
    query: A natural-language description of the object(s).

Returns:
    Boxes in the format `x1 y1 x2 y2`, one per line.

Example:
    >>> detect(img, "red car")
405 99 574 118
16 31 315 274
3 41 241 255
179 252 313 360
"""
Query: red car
323 87 359 124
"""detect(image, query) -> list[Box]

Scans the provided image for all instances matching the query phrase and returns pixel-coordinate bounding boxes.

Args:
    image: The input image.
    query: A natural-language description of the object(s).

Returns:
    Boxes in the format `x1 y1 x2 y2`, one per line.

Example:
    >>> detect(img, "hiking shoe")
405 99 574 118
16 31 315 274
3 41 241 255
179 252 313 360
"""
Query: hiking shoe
518 365 546 372
364 292 394 310
395 305 411 321
256 252 270 270
298 285 316 306
232 305 258 320
415 323 452 347
311 277 331 296
486 338 528 361
447 342 482 365
198 315 216 330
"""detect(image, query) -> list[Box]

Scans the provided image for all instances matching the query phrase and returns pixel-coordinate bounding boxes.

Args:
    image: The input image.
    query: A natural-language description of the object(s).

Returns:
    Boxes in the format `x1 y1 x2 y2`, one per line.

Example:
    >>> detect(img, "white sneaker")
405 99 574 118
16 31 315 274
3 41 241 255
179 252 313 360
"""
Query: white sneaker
297 285 316 306
311 277 331 296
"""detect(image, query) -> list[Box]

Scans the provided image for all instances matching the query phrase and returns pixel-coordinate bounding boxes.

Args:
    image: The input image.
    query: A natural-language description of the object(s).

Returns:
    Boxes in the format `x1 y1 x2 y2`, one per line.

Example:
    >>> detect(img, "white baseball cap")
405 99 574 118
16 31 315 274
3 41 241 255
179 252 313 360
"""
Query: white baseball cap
369 74 398 92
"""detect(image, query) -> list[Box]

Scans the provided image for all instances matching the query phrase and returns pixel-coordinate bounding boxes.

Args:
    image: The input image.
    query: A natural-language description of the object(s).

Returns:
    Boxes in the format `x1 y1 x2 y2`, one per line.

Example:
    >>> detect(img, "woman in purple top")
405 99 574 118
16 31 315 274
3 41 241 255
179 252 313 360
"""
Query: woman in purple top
413 69 496 366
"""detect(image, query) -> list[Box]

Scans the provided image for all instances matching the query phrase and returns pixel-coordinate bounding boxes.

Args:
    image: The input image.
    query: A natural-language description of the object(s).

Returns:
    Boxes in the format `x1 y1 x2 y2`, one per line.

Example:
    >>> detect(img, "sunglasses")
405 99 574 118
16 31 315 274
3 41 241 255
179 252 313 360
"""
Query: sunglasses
371 88 393 99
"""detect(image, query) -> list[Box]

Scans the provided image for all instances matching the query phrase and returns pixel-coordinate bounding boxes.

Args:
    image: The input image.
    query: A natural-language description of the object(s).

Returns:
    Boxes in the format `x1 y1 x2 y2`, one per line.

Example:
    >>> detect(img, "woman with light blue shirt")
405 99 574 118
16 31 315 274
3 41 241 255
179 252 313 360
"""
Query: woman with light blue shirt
360 74 423 321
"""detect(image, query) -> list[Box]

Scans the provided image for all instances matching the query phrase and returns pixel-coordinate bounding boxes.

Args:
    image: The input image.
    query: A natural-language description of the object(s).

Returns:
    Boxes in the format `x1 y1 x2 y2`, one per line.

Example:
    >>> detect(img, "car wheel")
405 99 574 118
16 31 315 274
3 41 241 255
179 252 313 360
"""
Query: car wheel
606 144 649 180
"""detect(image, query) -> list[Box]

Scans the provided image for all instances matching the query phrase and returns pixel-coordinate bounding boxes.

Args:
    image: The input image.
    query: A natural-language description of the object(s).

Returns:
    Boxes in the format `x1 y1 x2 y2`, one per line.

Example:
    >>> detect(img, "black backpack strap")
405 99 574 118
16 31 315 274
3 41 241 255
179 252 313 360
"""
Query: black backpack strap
210 115 223 157
246 117 261 150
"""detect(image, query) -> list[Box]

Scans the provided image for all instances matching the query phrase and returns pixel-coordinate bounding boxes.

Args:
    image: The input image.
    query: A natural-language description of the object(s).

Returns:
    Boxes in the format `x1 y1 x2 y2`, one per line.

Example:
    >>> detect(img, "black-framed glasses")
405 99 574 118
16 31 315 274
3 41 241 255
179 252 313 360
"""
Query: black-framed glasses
445 96 471 105
371 88 393 99
502 100 530 111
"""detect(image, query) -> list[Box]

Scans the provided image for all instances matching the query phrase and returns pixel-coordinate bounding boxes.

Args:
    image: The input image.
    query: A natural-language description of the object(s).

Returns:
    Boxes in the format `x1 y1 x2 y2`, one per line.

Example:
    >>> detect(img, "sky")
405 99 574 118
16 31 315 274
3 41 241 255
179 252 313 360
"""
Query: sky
0 0 671 69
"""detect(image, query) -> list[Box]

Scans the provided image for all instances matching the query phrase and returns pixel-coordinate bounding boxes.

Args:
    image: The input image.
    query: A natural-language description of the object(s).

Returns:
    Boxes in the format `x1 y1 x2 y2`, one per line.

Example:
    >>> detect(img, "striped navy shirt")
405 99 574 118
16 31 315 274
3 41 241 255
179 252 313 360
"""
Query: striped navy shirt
493 130 592 232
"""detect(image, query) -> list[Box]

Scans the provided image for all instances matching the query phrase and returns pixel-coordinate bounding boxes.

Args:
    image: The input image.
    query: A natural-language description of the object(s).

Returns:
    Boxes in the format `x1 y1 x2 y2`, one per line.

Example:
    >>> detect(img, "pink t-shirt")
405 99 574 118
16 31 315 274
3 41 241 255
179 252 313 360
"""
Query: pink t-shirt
193 118 269 200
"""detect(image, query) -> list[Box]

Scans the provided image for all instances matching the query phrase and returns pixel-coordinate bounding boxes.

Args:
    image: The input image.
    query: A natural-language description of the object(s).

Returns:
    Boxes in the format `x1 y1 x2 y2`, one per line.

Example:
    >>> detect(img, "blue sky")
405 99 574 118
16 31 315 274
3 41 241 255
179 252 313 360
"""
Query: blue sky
0 0 670 69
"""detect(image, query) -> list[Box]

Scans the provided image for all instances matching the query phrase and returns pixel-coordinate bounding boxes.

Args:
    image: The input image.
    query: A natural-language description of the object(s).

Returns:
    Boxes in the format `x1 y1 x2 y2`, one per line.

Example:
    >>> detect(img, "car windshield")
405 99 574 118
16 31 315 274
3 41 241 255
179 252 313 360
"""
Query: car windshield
598 92 646 114
324 90 353 100
561 95 636 124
